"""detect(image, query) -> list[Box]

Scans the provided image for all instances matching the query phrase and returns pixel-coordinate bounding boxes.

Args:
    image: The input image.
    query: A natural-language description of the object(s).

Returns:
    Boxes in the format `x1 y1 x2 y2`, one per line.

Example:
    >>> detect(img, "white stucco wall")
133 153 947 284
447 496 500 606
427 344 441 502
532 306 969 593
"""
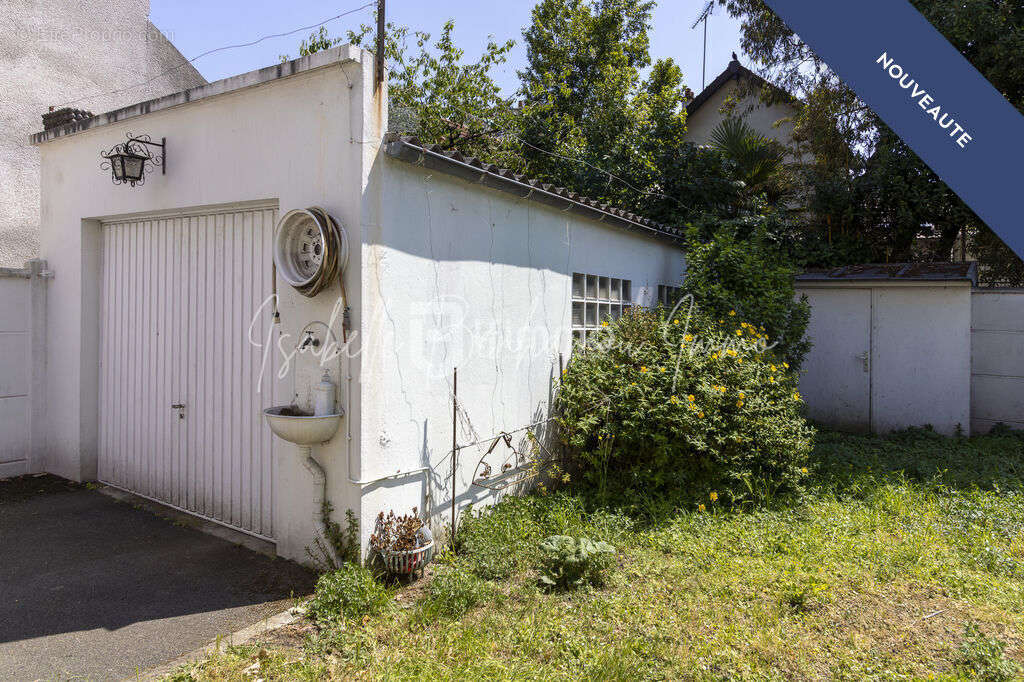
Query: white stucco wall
797 282 972 436
359 159 686 547
685 76 799 150
32 41 684 563
33 47 380 562
971 290 1024 433
2 0 205 267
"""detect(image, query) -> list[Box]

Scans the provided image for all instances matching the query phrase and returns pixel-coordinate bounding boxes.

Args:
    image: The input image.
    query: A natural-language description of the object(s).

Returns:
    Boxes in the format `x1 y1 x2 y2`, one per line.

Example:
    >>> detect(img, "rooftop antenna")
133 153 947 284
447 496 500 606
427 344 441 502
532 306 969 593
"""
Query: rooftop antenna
691 0 714 90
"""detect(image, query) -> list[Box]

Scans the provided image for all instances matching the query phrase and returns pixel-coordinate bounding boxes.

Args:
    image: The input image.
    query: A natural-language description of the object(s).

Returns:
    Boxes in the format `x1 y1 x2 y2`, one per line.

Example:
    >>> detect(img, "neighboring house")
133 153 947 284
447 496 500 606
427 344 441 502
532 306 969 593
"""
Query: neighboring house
21 46 686 563
1 0 205 266
684 56 801 153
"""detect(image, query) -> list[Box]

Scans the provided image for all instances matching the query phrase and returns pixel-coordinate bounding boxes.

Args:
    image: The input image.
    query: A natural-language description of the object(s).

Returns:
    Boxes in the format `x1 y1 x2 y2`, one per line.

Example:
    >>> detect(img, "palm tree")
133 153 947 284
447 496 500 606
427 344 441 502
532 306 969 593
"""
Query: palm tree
708 117 790 201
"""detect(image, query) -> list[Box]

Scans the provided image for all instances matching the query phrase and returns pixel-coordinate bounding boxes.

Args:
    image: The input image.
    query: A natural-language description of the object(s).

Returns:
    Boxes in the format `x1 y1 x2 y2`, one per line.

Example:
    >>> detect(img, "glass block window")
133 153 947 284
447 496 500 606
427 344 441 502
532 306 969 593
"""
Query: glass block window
657 284 682 307
572 273 631 347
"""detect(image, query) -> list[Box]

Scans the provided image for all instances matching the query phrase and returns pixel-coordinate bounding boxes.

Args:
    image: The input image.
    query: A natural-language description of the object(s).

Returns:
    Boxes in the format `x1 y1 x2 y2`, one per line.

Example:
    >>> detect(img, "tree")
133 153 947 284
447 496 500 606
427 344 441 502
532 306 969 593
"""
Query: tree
385 21 516 158
721 0 1024 281
293 20 516 161
289 2 744 225
512 0 742 222
514 0 655 202
707 117 789 203
633 59 744 222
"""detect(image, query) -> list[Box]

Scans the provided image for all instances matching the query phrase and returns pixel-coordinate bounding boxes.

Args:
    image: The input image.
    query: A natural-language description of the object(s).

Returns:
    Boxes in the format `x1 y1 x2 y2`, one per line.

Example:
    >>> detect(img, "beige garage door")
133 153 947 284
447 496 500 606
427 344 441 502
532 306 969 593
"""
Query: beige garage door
98 202 278 539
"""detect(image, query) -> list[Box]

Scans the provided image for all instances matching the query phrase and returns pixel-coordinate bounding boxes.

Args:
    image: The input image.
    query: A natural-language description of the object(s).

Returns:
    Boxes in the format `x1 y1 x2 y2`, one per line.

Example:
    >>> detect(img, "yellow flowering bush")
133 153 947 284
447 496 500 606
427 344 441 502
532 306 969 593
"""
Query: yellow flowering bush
683 221 812 370
558 307 814 504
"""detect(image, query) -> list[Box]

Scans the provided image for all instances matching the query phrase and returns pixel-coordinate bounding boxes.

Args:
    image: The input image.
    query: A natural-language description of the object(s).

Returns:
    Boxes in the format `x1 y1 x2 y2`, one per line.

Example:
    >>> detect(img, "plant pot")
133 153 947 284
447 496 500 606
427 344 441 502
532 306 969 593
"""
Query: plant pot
379 541 434 575
377 527 434 575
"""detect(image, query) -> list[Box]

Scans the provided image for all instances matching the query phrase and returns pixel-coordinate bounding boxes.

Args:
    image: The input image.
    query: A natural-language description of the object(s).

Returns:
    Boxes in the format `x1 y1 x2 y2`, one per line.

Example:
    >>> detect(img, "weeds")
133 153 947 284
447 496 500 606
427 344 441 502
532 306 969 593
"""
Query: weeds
955 624 1022 681
537 535 615 590
167 427 1024 681
415 563 494 620
306 503 359 572
305 564 392 623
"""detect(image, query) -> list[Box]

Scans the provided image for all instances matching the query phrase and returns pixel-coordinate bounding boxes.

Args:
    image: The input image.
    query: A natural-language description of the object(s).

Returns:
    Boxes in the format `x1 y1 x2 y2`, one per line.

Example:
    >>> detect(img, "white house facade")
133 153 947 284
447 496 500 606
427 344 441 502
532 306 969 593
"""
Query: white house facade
25 46 687 563
684 58 800 151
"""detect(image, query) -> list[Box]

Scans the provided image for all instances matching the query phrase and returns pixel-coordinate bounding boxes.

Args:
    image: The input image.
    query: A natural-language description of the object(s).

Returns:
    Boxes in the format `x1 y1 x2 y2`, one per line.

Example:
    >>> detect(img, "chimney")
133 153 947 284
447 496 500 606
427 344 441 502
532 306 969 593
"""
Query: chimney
42 107 94 132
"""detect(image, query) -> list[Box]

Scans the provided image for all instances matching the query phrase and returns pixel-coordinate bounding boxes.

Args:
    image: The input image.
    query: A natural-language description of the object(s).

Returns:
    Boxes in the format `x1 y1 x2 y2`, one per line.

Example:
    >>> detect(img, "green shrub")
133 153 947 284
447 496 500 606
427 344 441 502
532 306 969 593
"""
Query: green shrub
537 535 616 590
306 563 392 622
955 624 1021 681
558 307 814 504
683 219 811 370
417 564 493 620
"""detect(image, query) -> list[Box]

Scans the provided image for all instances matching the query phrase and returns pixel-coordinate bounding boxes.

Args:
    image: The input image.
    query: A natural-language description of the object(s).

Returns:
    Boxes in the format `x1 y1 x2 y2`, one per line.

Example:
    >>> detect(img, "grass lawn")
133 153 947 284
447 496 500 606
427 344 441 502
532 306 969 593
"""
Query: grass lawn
167 428 1024 681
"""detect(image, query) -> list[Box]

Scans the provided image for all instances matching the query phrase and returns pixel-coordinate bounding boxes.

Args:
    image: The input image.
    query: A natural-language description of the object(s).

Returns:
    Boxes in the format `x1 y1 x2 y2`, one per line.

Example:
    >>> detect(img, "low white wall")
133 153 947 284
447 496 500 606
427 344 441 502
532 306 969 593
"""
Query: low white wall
971 290 1024 433
359 158 686 547
0 260 47 477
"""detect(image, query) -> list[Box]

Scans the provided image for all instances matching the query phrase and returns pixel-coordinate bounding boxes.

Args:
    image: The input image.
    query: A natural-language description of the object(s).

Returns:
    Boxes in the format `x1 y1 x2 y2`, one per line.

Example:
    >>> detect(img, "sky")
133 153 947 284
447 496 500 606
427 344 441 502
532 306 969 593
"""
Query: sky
149 0 745 97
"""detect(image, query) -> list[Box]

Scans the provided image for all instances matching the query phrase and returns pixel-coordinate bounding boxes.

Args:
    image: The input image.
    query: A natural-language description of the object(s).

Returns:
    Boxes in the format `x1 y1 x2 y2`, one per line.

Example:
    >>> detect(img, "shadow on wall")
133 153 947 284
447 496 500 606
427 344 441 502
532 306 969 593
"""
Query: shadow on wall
357 144 680 543
424 401 559 541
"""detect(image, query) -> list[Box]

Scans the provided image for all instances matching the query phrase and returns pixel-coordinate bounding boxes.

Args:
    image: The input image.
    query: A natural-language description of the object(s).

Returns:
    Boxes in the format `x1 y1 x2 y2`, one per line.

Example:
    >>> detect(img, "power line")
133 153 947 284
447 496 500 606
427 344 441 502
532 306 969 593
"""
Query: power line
49 1 684 215
53 2 377 110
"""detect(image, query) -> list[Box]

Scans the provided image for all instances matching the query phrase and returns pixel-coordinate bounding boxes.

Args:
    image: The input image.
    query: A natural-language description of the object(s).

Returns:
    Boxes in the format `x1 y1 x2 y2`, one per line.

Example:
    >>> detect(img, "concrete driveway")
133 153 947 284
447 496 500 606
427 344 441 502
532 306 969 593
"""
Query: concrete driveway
0 475 315 681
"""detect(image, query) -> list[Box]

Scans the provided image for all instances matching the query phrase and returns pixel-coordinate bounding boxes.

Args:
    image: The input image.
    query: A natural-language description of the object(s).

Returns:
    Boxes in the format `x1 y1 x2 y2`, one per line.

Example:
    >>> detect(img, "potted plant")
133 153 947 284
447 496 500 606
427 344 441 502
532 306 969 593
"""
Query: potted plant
370 507 434 576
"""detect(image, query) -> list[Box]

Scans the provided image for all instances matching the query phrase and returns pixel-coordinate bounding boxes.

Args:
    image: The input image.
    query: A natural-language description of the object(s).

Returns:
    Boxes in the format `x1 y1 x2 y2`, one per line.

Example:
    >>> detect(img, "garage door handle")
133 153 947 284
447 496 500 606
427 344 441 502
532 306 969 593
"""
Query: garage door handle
171 403 186 419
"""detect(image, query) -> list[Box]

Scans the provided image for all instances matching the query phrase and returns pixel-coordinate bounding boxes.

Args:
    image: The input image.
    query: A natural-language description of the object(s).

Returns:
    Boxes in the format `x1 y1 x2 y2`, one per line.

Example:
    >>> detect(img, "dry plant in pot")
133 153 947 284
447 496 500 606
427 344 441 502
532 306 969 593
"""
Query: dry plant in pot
370 507 434 576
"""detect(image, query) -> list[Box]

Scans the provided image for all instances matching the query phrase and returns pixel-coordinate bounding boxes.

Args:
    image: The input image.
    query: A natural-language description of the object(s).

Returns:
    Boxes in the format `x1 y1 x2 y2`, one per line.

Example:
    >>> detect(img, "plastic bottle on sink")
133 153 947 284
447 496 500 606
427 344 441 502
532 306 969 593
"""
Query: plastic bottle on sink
313 371 336 416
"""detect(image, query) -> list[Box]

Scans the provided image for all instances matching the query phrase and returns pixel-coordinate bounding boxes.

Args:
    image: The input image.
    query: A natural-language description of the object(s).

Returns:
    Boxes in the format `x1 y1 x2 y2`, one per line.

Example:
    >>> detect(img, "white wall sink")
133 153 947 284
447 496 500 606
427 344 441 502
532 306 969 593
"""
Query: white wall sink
263 406 342 445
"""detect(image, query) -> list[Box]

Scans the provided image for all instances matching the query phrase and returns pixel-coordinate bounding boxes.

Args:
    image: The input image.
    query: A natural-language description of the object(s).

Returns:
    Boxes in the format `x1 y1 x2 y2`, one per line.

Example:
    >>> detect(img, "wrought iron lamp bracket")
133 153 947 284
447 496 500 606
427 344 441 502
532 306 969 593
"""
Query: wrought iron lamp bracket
99 132 166 187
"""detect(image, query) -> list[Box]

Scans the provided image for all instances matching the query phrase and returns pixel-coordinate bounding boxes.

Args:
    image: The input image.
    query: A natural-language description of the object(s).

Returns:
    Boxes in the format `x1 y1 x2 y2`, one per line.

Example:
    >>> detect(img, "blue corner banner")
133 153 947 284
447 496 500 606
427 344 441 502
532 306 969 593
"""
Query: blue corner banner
761 0 1024 261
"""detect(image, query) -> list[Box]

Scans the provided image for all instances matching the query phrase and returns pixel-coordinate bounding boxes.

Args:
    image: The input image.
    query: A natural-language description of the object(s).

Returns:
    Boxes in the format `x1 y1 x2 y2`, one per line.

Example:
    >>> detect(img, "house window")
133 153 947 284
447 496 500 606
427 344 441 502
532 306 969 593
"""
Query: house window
657 284 682 307
572 273 631 347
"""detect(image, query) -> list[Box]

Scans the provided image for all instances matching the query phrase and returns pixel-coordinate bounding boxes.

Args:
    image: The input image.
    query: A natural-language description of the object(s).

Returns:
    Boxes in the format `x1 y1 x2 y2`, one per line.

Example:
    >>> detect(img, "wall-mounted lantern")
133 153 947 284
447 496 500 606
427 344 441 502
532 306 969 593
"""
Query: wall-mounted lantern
100 133 165 187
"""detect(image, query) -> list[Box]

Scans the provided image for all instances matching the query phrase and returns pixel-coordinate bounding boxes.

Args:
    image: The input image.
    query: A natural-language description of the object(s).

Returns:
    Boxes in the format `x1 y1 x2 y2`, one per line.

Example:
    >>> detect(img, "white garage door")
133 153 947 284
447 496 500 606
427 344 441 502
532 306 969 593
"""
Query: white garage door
98 202 278 539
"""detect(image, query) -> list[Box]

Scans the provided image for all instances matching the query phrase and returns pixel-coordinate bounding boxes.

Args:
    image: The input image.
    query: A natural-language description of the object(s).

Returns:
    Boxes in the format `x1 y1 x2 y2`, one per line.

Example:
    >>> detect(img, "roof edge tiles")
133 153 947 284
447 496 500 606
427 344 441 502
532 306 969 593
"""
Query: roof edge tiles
796 262 978 284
